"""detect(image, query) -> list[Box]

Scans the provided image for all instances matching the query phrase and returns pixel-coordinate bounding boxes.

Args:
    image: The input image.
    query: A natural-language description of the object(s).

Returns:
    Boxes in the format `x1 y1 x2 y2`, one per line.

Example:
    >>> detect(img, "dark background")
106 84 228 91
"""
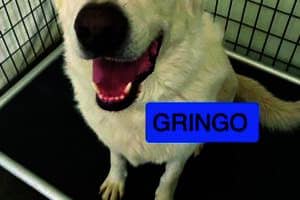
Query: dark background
0 57 299 200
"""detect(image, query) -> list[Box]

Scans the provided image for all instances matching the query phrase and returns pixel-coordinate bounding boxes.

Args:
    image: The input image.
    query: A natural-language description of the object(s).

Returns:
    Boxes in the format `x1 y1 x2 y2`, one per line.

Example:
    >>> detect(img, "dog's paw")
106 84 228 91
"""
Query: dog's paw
100 177 125 200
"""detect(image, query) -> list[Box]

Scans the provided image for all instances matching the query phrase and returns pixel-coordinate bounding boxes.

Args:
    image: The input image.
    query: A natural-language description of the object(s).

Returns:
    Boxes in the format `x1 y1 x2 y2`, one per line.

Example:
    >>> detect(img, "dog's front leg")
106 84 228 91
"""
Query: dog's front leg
100 151 127 200
155 158 188 200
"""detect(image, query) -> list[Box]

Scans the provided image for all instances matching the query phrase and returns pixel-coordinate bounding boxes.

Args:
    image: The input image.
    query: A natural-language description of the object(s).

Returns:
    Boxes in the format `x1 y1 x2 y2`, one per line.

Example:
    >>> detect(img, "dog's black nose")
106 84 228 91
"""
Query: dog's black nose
74 3 129 57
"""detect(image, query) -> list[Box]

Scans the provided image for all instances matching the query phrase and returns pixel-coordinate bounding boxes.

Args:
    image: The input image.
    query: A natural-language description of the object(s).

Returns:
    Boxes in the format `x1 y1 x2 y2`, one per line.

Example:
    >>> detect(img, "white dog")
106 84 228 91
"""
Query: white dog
53 0 300 199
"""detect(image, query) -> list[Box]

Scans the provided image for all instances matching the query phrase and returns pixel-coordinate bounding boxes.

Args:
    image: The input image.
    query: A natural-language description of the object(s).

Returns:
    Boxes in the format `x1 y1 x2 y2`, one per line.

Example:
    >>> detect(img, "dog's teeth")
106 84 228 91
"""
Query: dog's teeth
92 83 100 93
115 58 123 62
104 57 126 62
124 82 132 94
93 82 129 102
104 57 113 61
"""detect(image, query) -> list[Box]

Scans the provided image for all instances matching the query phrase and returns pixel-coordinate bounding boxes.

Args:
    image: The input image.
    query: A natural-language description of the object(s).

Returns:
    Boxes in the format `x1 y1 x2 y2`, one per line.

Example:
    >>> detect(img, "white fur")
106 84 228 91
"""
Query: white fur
54 0 240 199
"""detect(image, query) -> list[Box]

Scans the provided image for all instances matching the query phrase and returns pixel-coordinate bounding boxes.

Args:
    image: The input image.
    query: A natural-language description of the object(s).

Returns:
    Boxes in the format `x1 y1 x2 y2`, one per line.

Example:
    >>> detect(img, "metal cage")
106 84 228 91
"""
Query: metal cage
205 0 300 82
0 0 62 96
0 0 300 99
0 0 300 199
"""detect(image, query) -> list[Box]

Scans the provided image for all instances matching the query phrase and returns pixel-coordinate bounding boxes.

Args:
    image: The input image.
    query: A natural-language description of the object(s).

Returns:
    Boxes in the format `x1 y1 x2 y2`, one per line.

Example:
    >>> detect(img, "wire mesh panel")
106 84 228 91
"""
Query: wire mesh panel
0 0 62 95
206 0 300 77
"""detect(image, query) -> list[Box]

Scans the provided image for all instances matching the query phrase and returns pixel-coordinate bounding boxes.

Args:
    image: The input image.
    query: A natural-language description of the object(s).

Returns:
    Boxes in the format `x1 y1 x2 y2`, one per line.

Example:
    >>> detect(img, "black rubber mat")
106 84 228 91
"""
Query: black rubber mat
0 167 47 200
0 57 299 200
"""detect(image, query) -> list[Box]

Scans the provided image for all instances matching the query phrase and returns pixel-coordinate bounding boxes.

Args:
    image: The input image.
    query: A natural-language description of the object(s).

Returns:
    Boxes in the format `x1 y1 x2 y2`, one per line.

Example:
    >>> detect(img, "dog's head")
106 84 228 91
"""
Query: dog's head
54 0 205 111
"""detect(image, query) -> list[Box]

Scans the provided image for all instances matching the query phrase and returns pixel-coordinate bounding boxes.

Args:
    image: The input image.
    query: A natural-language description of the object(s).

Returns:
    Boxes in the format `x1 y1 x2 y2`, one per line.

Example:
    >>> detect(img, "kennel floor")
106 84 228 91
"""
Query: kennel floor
0 57 299 200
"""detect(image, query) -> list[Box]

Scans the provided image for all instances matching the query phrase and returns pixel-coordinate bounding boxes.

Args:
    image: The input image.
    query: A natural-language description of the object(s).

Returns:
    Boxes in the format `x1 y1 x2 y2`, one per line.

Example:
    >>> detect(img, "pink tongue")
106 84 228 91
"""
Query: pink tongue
93 40 159 97
93 52 151 97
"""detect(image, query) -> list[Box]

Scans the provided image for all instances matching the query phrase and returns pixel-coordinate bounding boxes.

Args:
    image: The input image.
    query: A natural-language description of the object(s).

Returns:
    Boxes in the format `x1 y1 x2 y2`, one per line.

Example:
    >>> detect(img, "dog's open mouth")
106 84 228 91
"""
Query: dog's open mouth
92 37 163 111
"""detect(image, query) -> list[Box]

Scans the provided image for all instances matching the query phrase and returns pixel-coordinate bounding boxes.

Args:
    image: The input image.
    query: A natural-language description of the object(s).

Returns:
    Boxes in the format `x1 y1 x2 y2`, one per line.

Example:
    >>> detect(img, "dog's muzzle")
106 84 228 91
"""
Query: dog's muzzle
74 3 163 112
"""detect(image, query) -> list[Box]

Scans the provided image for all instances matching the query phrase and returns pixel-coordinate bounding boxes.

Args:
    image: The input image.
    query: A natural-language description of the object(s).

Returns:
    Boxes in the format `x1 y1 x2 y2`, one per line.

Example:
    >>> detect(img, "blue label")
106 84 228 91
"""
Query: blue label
146 102 260 143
